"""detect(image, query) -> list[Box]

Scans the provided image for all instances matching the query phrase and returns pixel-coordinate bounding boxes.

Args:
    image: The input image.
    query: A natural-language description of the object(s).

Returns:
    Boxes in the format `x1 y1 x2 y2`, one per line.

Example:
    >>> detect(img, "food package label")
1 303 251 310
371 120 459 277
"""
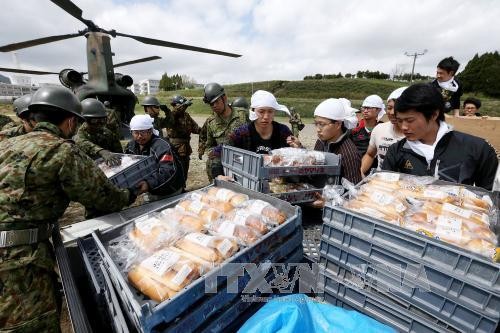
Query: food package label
249 200 269 215
190 192 203 202
171 264 193 286
135 216 162 234
423 189 448 200
189 200 204 214
142 250 180 276
215 189 234 202
442 203 472 219
370 191 394 206
217 239 234 257
185 232 214 247
376 172 400 182
233 210 252 226
217 221 236 237
435 216 463 243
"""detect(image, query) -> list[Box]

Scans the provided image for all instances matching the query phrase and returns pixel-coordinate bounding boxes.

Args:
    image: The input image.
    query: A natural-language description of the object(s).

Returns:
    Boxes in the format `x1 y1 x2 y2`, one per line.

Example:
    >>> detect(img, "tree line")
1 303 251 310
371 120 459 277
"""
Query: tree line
159 73 198 91
303 70 431 81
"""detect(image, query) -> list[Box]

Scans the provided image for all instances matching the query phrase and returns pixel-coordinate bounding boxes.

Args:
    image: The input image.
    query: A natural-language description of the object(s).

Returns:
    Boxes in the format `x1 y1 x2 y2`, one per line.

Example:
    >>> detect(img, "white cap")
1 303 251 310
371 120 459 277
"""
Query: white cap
249 90 290 121
129 114 159 136
362 94 385 121
313 98 358 129
387 86 408 102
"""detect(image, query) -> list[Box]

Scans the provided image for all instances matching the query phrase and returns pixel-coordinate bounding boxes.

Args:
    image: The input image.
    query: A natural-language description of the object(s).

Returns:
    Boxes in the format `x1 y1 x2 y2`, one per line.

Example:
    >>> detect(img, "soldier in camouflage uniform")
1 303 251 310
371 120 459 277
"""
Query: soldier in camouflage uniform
74 98 122 166
288 107 305 137
202 83 248 181
0 86 136 332
0 94 35 141
198 118 210 160
0 114 13 129
103 101 122 137
141 96 173 138
167 95 201 182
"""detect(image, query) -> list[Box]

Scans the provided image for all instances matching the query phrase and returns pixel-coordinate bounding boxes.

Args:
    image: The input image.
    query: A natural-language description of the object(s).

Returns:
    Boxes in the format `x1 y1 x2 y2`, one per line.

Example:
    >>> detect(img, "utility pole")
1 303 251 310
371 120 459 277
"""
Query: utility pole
404 49 427 83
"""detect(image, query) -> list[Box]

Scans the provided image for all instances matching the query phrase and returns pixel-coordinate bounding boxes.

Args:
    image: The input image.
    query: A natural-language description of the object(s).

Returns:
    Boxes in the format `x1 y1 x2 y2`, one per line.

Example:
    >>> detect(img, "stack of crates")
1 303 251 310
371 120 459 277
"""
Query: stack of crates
320 203 500 332
89 180 304 332
221 145 341 204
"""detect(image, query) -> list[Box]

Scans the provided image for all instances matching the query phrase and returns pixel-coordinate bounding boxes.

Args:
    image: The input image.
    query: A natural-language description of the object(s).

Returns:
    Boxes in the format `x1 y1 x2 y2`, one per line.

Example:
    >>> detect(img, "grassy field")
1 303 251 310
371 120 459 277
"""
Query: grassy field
148 78 500 117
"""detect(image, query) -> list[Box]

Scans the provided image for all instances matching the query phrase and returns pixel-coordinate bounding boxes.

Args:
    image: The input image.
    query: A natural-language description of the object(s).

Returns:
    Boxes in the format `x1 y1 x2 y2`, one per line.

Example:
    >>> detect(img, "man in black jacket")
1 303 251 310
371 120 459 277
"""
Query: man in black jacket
125 114 185 197
382 83 497 191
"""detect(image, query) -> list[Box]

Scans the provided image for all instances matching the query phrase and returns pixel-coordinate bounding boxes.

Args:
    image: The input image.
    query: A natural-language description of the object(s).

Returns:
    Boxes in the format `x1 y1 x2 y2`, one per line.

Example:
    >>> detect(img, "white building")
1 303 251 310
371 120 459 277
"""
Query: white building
128 83 140 95
139 79 160 95
0 83 37 102
11 75 31 86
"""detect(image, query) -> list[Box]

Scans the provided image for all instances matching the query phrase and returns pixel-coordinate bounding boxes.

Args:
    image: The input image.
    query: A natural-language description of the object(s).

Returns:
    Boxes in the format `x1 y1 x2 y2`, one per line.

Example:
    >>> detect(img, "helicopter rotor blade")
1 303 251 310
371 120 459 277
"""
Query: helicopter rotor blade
49 0 91 28
115 32 241 58
0 32 85 52
113 56 162 68
0 67 59 75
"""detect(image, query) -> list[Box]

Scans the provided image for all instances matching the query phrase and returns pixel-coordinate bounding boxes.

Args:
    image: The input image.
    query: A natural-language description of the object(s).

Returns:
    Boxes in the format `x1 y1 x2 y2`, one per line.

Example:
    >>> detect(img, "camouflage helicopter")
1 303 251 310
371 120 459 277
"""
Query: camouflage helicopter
0 0 240 137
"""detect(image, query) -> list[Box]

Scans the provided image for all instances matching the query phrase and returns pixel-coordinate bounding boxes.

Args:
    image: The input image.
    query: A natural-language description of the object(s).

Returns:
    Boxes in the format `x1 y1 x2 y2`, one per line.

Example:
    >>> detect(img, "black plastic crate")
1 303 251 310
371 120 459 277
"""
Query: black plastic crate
320 235 499 333
93 180 303 332
104 154 157 189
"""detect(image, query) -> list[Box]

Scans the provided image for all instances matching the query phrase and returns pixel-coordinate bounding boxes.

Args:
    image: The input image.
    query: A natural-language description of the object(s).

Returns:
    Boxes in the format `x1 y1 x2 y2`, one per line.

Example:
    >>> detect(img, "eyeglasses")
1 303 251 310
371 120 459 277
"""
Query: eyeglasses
131 129 152 136
87 117 107 125
313 121 335 129
361 106 378 111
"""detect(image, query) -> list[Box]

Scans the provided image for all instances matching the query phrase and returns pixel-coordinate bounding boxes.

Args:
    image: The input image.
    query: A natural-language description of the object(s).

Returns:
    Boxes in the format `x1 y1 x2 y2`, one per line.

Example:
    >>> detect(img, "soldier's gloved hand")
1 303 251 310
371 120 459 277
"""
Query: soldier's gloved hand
160 104 171 115
99 150 121 167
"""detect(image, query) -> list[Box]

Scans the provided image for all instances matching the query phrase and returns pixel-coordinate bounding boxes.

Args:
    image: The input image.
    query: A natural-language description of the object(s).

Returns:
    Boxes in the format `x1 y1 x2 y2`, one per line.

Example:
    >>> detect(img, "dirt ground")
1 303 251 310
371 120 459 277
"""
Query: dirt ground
24 114 498 332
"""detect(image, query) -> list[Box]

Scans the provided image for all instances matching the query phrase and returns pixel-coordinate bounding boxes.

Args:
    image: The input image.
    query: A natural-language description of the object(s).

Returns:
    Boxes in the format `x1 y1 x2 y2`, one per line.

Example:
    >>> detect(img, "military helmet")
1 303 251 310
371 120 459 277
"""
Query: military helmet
203 82 225 104
141 95 161 107
81 98 107 118
13 94 32 117
171 95 188 106
231 97 249 109
29 86 83 119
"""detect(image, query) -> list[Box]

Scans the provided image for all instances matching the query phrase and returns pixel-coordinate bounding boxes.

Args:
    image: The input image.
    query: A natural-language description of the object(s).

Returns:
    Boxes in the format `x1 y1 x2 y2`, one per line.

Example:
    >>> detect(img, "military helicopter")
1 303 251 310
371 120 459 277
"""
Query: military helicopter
0 0 240 136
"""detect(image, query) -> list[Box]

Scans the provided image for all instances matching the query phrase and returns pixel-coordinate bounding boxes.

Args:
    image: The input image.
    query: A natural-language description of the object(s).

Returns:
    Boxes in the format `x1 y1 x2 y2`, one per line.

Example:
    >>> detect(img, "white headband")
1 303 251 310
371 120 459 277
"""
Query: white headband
249 90 290 121
314 98 358 129
129 114 159 136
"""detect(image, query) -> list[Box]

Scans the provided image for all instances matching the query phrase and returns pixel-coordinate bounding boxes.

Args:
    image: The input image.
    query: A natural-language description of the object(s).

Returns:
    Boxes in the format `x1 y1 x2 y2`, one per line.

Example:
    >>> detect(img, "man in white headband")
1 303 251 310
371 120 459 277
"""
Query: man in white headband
125 114 185 196
361 87 407 176
210 90 294 178
431 56 462 117
350 94 384 161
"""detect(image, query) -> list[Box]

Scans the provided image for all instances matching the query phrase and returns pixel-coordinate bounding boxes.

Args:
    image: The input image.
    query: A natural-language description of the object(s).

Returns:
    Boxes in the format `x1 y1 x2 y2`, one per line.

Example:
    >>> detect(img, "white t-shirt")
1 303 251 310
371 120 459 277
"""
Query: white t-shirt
368 122 405 169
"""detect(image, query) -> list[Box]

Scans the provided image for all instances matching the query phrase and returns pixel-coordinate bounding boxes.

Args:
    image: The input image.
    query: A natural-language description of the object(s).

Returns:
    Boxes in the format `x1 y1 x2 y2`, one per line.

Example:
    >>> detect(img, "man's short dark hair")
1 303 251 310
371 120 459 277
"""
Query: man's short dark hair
437 56 460 74
463 97 481 109
30 106 75 125
395 83 445 123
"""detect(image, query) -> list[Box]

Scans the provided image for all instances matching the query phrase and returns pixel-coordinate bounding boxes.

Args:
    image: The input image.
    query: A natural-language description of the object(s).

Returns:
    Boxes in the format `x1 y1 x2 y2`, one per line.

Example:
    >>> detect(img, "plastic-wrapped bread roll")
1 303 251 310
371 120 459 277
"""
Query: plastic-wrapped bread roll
422 202 490 227
158 208 205 232
239 200 287 225
128 249 200 297
207 220 259 246
344 199 402 225
128 214 182 252
176 199 224 222
174 232 239 263
128 265 177 302
204 187 249 207
224 209 269 235
463 239 500 262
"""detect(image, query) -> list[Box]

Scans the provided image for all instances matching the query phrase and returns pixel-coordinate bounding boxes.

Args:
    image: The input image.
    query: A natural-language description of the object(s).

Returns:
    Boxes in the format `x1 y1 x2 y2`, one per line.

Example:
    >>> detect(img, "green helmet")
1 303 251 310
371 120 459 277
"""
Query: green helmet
13 94 32 117
141 95 160 107
81 98 107 118
203 82 225 104
231 97 249 109
171 95 193 107
29 86 83 119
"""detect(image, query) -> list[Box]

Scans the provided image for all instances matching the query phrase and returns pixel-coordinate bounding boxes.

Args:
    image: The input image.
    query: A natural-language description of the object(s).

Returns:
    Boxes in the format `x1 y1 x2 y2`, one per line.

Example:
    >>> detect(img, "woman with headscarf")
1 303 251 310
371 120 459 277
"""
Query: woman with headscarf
211 90 294 177
289 98 361 208
360 87 407 177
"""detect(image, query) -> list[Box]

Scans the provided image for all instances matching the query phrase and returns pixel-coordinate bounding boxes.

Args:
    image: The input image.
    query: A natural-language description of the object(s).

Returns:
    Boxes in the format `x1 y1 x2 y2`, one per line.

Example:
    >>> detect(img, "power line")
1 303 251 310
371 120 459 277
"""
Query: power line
404 49 427 83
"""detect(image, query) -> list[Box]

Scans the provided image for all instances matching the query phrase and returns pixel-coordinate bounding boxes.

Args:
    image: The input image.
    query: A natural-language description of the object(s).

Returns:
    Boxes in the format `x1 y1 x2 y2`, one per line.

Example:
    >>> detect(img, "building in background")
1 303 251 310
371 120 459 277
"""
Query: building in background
139 79 159 95
129 83 140 95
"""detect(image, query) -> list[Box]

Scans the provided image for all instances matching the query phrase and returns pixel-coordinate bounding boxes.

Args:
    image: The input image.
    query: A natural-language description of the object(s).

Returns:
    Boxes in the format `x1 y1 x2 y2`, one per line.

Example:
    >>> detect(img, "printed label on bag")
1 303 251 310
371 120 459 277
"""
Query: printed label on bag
216 239 233 257
435 216 462 242
442 203 472 219
135 217 162 234
142 250 180 276
171 264 192 286
377 172 400 182
217 222 236 237
370 191 393 205
233 210 252 225
216 189 234 202
190 192 203 202
189 200 204 214
185 233 214 247
423 189 447 200
249 200 268 215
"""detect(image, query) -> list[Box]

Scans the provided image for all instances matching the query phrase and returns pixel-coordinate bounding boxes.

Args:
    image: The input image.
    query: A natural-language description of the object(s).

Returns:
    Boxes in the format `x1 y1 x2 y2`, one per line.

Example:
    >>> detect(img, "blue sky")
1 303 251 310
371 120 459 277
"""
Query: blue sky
0 0 498 86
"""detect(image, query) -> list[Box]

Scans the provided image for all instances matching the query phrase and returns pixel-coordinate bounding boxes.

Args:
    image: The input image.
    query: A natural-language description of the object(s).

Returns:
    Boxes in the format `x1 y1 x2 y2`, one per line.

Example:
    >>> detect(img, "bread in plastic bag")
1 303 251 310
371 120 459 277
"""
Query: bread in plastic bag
263 148 325 167
238 199 287 225
176 199 225 222
207 219 260 246
203 187 249 207
174 232 239 263
224 209 269 235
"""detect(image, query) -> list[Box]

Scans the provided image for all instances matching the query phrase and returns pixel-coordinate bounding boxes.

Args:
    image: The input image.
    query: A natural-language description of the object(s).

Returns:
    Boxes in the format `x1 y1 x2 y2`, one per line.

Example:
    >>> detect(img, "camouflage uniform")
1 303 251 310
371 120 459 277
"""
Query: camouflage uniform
0 122 131 332
288 108 305 137
198 115 212 159
0 123 26 142
74 122 123 159
167 108 201 181
0 115 13 129
205 107 248 180
152 112 174 139
106 107 122 137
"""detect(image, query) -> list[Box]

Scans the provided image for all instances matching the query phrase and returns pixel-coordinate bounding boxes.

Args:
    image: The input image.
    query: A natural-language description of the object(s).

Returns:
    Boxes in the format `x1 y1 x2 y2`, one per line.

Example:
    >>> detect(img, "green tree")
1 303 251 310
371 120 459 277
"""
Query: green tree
458 51 500 97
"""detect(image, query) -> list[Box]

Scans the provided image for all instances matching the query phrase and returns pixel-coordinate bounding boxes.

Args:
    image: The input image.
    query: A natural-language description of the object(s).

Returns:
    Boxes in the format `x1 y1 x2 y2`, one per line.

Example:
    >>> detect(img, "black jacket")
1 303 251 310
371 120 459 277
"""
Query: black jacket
431 79 463 113
125 135 185 195
381 130 498 190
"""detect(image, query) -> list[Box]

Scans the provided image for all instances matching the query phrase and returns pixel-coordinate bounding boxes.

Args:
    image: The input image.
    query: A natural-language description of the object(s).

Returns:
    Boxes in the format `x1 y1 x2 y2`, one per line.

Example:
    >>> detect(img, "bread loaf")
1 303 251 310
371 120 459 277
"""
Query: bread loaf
174 232 239 263
208 220 259 246
206 187 249 207
225 209 269 234
128 265 176 302
176 199 224 222
241 200 287 225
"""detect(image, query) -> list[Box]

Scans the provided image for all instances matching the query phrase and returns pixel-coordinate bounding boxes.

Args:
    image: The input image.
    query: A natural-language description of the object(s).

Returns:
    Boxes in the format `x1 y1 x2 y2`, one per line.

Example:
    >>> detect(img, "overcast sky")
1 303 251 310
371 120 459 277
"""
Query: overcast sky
1 0 498 85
